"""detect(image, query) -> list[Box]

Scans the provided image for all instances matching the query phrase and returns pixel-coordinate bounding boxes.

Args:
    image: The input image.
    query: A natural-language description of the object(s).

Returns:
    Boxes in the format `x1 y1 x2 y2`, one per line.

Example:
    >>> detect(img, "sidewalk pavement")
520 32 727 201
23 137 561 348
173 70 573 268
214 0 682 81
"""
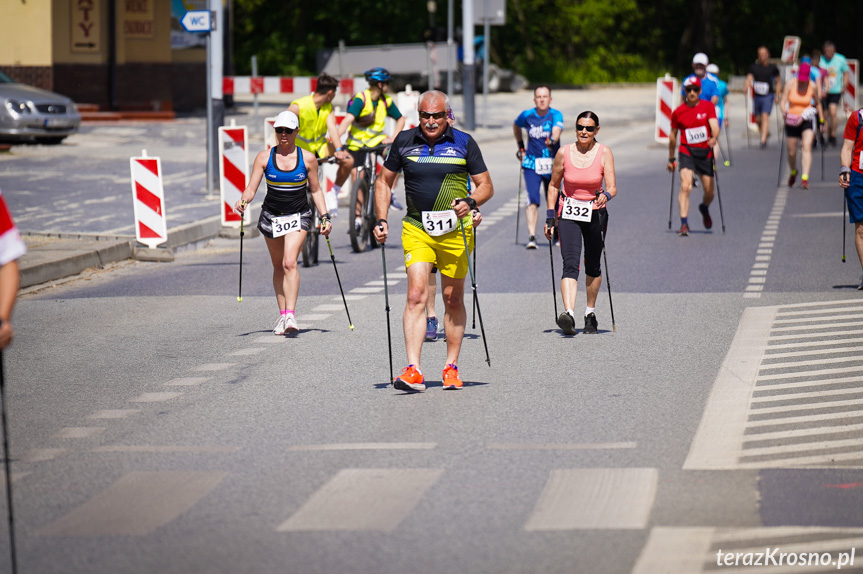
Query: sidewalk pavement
15 85 656 289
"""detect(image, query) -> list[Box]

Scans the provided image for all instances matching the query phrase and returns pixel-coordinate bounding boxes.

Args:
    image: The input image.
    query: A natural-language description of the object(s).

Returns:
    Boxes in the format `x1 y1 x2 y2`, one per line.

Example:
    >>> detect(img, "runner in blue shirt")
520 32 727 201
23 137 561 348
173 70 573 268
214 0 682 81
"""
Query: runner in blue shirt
513 85 564 249
707 63 729 164
682 53 720 105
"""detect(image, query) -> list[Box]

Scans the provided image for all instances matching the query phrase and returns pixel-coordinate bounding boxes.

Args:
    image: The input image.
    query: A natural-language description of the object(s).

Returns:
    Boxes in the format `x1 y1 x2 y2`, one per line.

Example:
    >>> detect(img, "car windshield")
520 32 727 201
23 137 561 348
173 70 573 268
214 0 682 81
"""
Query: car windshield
0 71 14 84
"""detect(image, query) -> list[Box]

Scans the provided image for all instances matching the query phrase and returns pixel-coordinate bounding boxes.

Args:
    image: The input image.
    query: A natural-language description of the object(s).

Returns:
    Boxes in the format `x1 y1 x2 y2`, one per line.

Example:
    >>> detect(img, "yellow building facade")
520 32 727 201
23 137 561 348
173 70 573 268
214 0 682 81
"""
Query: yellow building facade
0 0 208 110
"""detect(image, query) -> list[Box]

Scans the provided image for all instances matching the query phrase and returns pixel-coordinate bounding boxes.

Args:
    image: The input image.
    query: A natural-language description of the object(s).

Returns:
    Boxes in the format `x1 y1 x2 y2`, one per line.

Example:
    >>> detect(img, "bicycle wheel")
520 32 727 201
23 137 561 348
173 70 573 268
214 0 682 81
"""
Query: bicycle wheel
349 174 370 252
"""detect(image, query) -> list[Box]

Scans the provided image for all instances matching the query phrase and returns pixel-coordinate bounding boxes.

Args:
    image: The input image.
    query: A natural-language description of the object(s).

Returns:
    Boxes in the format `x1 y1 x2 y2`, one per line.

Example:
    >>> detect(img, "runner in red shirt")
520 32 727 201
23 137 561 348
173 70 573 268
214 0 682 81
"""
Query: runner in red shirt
667 76 720 236
839 109 863 289
0 189 26 349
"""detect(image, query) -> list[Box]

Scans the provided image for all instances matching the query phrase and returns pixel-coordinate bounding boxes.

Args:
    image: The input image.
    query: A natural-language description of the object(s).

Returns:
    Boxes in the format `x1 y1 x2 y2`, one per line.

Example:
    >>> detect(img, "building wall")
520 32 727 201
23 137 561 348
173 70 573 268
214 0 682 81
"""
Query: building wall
0 0 54 89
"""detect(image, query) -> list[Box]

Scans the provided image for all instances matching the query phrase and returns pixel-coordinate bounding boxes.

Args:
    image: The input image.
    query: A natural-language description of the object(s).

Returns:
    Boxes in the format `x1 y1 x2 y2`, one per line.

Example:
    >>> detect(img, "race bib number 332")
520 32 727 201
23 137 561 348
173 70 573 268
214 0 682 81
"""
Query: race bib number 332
560 197 593 222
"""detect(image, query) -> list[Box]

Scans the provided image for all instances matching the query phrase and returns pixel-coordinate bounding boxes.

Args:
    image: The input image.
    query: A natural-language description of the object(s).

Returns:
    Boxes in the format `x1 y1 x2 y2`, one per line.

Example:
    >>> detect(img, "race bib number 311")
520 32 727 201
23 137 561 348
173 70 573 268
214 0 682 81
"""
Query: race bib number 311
422 210 458 236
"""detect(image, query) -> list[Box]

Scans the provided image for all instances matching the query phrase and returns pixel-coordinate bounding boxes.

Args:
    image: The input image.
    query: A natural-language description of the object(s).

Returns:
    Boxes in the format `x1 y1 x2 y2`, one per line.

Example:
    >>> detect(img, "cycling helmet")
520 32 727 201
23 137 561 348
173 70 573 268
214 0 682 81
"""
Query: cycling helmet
364 67 391 83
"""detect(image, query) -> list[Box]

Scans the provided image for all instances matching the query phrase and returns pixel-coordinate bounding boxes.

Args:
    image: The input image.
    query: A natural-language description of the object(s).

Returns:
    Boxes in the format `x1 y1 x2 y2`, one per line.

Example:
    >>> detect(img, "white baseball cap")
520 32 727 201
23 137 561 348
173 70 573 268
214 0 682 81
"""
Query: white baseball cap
706 63 719 74
692 52 709 66
274 111 299 129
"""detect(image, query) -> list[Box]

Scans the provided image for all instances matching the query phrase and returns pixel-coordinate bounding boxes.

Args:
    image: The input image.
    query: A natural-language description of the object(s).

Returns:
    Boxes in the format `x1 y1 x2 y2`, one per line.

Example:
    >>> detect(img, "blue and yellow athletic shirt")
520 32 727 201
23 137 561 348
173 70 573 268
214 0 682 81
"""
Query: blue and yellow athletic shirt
514 107 564 173
383 126 487 234
262 147 310 215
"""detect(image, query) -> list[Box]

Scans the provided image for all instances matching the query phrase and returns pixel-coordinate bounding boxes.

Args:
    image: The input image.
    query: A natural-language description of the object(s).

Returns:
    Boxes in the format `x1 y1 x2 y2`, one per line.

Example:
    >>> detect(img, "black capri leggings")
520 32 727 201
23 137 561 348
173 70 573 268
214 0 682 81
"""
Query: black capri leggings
558 208 607 281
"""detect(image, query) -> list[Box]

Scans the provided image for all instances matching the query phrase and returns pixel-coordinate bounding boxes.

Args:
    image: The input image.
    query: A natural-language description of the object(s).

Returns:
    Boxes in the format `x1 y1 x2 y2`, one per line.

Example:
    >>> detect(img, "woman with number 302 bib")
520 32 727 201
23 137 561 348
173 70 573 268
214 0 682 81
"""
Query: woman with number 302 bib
234 111 332 335
544 111 617 336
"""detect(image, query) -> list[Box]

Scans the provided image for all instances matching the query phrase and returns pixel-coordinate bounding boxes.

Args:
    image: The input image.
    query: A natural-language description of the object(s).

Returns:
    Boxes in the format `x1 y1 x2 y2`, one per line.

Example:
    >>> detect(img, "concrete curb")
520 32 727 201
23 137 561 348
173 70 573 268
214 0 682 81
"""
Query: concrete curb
19 205 262 288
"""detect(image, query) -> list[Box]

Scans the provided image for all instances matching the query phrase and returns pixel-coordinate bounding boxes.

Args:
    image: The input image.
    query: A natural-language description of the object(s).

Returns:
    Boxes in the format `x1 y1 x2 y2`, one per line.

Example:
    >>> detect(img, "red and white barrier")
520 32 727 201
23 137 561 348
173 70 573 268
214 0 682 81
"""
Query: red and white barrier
130 150 167 248
780 36 801 65
845 59 859 114
746 87 760 132
224 76 368 96
219 124 250 228
654 75 678 143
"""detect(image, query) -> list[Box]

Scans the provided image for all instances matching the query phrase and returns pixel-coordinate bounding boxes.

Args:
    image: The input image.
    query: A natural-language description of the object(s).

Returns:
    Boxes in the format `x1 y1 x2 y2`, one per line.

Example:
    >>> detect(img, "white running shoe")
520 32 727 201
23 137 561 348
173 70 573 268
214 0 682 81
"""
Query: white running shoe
284 314 299 333
273 315 287 335
526 235 537 249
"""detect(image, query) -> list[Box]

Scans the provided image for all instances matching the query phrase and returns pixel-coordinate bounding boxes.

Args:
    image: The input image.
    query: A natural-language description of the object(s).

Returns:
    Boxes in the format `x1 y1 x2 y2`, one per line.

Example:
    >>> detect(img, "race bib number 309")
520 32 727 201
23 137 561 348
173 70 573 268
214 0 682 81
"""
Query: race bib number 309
422 210 458 236
685 126 708 145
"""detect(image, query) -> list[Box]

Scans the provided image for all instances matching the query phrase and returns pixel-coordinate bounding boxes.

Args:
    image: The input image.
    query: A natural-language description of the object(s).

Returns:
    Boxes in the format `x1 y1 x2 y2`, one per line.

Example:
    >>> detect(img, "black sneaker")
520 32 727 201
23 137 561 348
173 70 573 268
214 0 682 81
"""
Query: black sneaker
698 203 712 230
557 312 576 335
583 312 598 334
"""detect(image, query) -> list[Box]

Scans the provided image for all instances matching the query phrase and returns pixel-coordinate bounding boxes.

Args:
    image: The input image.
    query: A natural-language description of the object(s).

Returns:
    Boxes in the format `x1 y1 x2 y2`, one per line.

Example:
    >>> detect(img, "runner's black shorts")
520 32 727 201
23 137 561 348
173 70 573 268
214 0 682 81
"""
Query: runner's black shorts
784 118 815 139
258 207 313 239
826 93 842 106
558 207 607 281
679 151 714 177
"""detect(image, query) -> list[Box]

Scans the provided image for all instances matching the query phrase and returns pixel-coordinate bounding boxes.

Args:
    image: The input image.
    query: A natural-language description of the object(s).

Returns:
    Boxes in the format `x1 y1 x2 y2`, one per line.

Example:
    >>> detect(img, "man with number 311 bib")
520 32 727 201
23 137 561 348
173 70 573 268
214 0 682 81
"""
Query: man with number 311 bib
667 76 720 237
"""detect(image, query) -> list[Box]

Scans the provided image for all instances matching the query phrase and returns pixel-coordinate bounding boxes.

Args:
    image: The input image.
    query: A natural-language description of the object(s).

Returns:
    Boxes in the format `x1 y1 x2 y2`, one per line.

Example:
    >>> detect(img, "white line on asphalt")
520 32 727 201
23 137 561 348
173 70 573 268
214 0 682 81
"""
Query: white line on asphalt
751 387 863 402
757 365 863 381
312 304 345 312
742 422 863 442
55 427 106 439
21 449 67 462
128 392 182 403
631 527 713 574
88 409 140 419
277 468 443 532
737 449 863 468
759 356 863 369
287 443 437 451
349 287 384 293
767 328 863 341
192 363 237 371
365 280 400 286
487 442 637 450
337 295 368 301
749 397 863 415
763 342 863 355
163 377 210 386
36 471 228 536
775 298 863 310
753 375 863 391
524 468 658 530
745 410 863 427
774 311 863 322
740 436 863 457
92 445 239 453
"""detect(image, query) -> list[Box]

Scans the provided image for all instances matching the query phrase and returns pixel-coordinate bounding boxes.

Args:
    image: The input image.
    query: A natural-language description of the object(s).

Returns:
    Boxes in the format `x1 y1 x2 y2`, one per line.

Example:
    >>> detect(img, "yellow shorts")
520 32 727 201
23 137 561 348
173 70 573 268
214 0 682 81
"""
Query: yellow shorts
402 220 473 279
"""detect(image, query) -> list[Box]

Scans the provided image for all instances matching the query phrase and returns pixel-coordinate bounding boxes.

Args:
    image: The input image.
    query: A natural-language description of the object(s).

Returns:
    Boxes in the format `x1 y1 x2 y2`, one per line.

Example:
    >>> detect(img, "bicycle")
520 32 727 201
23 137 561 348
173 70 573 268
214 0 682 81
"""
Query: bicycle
348 144 388 253
302 156 338 267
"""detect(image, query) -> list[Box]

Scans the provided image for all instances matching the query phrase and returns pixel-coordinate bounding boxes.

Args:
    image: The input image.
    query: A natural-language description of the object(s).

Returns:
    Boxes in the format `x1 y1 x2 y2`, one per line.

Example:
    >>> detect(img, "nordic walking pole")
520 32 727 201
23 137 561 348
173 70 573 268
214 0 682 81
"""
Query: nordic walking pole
776 123 786 187
724 118 733 167
457 212 490 367
514 166 522 245
472 225 477 329
380 229 394 384
712 162 727 234
593 198 616 333
0 352 18 574
237 201 246 302
548 224 559 321
842 172 850 262
745 91 752 149
325 235 354 330
668 167 675 230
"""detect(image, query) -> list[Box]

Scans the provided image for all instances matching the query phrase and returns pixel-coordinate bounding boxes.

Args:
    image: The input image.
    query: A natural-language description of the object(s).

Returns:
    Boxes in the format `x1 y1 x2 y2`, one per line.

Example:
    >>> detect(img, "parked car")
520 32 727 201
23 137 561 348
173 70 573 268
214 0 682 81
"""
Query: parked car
0 70 81 144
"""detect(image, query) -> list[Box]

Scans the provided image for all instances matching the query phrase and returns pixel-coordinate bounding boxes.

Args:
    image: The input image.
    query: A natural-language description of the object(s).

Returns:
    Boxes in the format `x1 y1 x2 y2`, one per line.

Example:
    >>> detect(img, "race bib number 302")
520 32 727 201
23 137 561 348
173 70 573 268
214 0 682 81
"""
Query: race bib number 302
272 213 301 237
560 197 593 222
685 126 708 145
422 210 458 236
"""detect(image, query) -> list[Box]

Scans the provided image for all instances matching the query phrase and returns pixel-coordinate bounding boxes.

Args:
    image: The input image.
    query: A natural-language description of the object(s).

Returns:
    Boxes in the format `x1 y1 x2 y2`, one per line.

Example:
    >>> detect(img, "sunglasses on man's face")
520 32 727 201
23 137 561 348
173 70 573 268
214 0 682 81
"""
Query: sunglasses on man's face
275 127 295 134
419 111 447 120
685 86 700 93
576 124 596 132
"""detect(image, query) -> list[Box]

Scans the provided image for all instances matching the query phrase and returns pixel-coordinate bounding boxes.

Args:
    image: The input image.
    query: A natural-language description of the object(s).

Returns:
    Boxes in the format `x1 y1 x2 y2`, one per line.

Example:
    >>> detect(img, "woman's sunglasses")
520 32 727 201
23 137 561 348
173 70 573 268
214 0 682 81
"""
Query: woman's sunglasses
576 124 596 132
275 127 295 134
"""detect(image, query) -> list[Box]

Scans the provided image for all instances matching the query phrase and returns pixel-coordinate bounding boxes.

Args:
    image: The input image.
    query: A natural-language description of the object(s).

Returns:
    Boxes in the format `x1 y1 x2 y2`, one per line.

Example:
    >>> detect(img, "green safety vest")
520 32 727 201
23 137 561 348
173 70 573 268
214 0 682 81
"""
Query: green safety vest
347 89 393 151
291 94 331 155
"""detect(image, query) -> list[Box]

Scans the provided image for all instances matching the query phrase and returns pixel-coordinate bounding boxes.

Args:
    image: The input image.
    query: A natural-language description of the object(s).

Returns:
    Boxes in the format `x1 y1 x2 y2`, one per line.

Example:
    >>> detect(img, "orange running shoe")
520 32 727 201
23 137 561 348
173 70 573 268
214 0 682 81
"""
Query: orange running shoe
442 363 463 389
394 365 425 392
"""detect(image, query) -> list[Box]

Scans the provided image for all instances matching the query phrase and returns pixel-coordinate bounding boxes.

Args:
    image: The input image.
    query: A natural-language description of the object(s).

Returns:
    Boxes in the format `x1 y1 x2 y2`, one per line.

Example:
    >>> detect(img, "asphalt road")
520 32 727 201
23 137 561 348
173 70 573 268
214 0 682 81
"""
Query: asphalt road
4 92 863 574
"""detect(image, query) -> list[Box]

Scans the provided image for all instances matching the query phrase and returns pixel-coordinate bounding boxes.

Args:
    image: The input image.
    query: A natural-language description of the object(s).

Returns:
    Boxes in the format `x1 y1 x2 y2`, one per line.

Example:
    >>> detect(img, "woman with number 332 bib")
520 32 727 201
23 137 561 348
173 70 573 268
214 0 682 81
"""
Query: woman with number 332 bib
234 111 332 335
544 111 617 336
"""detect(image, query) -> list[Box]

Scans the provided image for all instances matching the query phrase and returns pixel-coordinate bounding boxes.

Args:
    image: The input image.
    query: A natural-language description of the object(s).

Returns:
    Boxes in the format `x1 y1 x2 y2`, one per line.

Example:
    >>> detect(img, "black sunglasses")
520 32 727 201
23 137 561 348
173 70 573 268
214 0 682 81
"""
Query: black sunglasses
419 111 447 120
275 127 295 134
685 86 700 92
576 124 596 132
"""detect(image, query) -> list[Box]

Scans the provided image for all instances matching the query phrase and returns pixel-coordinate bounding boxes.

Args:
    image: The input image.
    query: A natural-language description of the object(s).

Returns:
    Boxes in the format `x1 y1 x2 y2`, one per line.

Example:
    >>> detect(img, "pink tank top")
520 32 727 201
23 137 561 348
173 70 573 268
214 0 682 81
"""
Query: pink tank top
561 143 605 210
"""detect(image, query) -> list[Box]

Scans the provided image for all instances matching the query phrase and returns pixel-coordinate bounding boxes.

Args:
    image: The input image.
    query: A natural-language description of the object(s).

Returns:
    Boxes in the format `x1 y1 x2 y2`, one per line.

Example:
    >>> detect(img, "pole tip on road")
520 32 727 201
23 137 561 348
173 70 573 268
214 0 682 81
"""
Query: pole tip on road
724 160 731 167
237 296 242 302
349 324 354 331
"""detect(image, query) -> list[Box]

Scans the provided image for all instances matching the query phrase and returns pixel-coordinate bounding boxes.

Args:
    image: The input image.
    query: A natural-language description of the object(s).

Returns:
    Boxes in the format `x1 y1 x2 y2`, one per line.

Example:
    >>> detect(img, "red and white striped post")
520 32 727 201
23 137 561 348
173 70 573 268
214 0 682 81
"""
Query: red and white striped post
218 123 250 228
844 59 859 114
264 116 276 150
130 150 168 248
655 75 678 143
223 76 367 97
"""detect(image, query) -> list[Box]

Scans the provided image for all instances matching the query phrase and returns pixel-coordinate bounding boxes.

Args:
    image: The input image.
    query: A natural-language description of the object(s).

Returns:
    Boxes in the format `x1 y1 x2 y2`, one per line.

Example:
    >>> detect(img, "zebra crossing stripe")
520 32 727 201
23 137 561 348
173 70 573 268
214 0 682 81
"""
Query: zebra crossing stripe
37 471 227 536
277 468 442 532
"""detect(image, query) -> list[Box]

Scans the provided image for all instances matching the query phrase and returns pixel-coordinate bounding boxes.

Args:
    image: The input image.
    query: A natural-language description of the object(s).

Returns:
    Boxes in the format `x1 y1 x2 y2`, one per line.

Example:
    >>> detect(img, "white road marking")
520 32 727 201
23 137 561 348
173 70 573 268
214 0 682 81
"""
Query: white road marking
37 471 227 536
277 468 443 532
349 287 384 293
88 409 140 419
22 449 67 462
523 468 657 530
55 427 106 439
128 392 182 403
192 363 236 371
287 443 436 451
163 377 210 386
364 280 400 286
337 295 367 301
487 442 637 450
311 304 345 311
92 445 238 453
